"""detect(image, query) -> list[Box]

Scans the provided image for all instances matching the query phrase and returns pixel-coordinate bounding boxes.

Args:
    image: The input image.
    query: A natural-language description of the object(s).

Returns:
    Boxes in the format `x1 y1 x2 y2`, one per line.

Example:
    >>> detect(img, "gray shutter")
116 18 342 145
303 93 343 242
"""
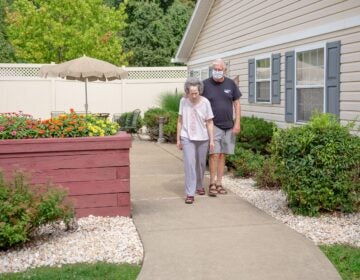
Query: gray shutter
248 58 255 103
208 66 212 78
285 51 295 123
326 41 341 117
271 53 281 104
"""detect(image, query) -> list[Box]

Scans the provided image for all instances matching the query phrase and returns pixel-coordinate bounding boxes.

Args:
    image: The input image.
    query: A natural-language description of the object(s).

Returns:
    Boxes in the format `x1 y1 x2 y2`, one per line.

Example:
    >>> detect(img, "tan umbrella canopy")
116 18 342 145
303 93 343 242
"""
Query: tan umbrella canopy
39 55 128 114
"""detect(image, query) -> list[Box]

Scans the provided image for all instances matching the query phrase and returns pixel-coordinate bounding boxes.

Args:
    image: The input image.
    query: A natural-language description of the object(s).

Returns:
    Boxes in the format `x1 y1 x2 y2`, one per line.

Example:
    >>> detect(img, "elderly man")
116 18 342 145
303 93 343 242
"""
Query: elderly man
202 59 242 196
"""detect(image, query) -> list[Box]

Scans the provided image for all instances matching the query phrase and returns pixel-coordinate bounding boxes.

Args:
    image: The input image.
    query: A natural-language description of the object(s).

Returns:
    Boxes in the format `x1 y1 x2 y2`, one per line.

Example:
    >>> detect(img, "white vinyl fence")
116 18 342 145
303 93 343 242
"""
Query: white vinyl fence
0 64 188 119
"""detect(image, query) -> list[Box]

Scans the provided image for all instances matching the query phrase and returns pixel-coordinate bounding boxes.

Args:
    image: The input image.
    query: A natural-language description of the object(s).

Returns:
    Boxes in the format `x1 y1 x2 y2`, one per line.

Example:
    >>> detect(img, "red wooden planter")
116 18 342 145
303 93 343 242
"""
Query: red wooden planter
0 132 132 218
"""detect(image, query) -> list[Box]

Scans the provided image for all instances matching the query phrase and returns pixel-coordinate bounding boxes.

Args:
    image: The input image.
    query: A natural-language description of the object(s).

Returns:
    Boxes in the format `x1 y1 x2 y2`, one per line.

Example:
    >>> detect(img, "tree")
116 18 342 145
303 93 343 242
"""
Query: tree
0 0 14 62
123 1 173 66
6 0 130 65
123 0 193 66
164 0 193 59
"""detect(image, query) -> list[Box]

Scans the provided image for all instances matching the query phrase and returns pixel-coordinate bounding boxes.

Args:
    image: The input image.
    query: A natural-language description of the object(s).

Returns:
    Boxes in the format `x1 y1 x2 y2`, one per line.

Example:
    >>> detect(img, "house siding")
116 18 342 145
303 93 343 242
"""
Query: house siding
186 0 360 128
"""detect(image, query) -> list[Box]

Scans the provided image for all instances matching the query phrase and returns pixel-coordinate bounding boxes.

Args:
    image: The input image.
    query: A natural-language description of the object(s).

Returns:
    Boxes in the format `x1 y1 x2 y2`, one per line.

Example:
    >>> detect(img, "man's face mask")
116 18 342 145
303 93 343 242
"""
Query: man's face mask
212 70 224 80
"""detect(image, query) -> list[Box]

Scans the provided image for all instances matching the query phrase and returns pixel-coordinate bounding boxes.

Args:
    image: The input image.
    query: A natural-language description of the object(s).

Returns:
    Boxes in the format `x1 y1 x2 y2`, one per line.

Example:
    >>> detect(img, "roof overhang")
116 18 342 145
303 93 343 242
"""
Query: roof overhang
172 0 214 64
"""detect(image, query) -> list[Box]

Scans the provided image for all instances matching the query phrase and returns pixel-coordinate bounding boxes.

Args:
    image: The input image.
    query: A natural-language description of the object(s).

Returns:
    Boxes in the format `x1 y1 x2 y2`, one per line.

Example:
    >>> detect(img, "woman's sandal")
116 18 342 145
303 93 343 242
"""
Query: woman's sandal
208 184 217 197
196 188 205 195
216 185 228 194
185 196 194 204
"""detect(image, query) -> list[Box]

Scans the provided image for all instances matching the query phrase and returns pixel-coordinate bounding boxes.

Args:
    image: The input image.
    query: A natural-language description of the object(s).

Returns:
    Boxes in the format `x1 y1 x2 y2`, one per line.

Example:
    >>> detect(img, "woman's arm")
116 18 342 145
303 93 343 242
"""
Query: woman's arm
206 119 215 152
176 115 183 150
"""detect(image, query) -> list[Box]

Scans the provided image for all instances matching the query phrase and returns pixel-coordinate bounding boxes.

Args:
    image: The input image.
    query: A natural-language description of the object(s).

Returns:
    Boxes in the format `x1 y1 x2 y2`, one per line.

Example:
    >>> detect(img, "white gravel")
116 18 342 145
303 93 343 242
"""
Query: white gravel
222 176 360 248
0 216 143 274
1 176 359 274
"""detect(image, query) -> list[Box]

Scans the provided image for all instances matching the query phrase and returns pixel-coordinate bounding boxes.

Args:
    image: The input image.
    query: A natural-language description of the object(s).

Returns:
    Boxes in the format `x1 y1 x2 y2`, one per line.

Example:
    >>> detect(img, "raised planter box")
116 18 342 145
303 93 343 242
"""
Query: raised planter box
0 132 132 218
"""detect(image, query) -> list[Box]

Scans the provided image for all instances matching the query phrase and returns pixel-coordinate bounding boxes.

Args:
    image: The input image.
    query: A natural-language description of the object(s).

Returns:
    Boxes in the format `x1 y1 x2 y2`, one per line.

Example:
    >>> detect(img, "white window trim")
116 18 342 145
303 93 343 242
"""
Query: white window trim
254 54 271 104
294 43 326 124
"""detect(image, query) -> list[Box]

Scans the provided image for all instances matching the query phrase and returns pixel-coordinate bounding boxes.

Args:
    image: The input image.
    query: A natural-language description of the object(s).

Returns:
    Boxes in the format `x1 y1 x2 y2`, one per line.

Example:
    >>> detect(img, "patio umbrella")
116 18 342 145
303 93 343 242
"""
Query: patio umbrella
39 55 128 115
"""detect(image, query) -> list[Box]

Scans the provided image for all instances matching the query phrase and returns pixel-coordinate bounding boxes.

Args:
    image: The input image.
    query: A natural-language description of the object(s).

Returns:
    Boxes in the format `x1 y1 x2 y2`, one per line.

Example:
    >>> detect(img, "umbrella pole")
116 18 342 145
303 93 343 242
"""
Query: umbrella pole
85 78 88 116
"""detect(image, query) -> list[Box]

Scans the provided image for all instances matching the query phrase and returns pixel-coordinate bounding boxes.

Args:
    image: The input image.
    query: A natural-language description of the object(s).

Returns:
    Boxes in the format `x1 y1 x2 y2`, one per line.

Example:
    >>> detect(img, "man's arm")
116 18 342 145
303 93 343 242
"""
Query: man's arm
233 99 241 135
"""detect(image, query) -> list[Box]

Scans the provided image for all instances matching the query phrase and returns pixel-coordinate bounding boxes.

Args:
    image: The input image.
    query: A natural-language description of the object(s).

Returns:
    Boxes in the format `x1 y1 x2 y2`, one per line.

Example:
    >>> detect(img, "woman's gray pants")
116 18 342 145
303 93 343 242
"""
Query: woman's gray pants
181 137 209 196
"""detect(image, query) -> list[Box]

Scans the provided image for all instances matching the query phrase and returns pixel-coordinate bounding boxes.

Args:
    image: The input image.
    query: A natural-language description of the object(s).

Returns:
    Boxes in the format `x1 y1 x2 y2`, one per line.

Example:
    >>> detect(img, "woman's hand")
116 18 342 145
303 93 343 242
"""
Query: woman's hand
176 140 182 150
209 140 215 153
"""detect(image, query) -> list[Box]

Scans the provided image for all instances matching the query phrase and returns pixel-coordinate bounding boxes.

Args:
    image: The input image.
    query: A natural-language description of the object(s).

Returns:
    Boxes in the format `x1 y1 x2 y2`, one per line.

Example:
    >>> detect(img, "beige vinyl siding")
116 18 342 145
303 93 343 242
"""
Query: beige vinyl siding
186 0 360 128
191 0 360 60
189 23 360 127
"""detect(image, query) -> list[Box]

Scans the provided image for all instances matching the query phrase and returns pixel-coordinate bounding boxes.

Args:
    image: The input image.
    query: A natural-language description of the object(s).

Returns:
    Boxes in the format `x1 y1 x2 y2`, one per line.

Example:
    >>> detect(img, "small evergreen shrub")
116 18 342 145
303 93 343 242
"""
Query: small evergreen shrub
271 113 360 216
0 170 74 249
226 146 265 177
237 116 275 154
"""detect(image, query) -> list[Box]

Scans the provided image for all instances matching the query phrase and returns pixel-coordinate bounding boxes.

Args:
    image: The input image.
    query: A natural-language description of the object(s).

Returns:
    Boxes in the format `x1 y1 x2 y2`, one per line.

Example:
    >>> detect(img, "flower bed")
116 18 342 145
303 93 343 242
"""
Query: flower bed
0 111 132 218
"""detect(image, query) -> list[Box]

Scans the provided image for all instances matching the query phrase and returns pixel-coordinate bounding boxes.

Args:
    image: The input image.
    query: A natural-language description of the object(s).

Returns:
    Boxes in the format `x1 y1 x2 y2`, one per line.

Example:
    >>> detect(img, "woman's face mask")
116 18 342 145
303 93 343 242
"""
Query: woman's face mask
212 70 224 80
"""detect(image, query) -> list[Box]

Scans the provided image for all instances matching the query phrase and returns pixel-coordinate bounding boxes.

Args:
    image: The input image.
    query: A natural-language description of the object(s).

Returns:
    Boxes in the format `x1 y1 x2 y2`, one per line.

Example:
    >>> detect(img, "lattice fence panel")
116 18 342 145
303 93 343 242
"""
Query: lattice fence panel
0 64 188 79
0 66 40 77
128 69 188 79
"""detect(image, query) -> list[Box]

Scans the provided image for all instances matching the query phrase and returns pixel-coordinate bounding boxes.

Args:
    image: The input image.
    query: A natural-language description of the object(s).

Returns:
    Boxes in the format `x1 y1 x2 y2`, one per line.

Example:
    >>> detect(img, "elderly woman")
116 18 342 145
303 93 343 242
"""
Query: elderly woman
176 77 215 204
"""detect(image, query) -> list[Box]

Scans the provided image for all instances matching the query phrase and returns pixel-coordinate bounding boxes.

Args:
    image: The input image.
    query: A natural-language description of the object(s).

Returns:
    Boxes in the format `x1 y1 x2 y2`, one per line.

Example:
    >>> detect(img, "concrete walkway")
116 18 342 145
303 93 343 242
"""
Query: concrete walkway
130 140 341 280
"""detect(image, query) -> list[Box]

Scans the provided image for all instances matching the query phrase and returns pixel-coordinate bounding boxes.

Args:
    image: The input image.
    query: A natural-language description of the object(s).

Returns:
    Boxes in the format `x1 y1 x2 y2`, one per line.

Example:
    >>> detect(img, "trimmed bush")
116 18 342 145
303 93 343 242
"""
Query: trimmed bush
143 108 177 142
163 111 178 143
237 116 275 155
0 170 74 249
226 146 265 177
271 113 360 216
255 156 281 189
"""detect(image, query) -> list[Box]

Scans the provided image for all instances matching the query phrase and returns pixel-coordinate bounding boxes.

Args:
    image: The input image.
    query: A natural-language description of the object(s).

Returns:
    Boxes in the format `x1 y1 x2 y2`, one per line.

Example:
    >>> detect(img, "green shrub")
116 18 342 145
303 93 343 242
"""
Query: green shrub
226 146 265 177
271 113 360 216
159 91 183 113
115 111 143 133
163 111 178 143
237 116 275 154
0 170 74 249
143 108 172 141
255 156 281 189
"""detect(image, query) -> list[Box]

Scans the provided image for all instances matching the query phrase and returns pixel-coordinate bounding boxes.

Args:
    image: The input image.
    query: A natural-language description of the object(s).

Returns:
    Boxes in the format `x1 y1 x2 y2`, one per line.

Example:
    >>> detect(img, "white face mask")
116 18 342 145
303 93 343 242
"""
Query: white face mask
212 70 224 80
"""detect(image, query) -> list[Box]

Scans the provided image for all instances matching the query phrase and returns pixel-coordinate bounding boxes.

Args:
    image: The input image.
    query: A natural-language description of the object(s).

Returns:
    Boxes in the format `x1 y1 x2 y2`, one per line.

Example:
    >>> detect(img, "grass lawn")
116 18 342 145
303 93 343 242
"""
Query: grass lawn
320 245 360 280
0 262 141 280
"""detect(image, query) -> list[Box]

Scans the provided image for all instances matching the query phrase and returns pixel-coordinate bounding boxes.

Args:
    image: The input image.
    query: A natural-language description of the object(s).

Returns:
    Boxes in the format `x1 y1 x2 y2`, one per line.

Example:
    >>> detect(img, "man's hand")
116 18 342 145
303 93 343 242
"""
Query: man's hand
232 123 241 135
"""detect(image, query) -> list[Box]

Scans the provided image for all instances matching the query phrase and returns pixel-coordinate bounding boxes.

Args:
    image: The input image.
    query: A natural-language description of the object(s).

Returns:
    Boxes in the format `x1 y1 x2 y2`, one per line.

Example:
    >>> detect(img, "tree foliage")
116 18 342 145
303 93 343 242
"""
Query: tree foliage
5 0 130 65
0 0 14 62
123 0 193 66
123 1 172 66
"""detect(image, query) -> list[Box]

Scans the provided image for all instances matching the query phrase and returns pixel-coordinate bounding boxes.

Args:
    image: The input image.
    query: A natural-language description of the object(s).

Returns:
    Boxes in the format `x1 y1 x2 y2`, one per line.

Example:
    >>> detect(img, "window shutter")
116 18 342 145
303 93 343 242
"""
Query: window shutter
208 66 212 78
248 58 255 103
285 51 295 123
326 41 341 117
271 53 281 104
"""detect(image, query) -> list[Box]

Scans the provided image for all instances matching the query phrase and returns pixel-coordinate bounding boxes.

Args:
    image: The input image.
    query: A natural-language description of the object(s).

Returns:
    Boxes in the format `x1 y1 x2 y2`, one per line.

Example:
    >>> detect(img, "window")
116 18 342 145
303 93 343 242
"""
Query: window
189 67 209 79
295 47 324 122
255 57 271 102
285 41 340 123
248 54 280 104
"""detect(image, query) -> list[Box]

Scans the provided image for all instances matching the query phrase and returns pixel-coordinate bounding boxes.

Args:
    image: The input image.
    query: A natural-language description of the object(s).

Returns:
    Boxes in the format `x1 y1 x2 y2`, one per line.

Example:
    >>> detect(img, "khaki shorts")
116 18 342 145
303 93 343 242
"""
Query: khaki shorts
210 125 236 155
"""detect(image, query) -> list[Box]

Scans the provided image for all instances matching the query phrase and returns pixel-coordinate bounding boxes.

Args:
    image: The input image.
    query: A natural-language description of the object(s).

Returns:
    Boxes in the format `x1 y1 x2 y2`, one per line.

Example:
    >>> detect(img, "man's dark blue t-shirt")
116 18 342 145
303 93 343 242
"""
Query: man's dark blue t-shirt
203 77 242 130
